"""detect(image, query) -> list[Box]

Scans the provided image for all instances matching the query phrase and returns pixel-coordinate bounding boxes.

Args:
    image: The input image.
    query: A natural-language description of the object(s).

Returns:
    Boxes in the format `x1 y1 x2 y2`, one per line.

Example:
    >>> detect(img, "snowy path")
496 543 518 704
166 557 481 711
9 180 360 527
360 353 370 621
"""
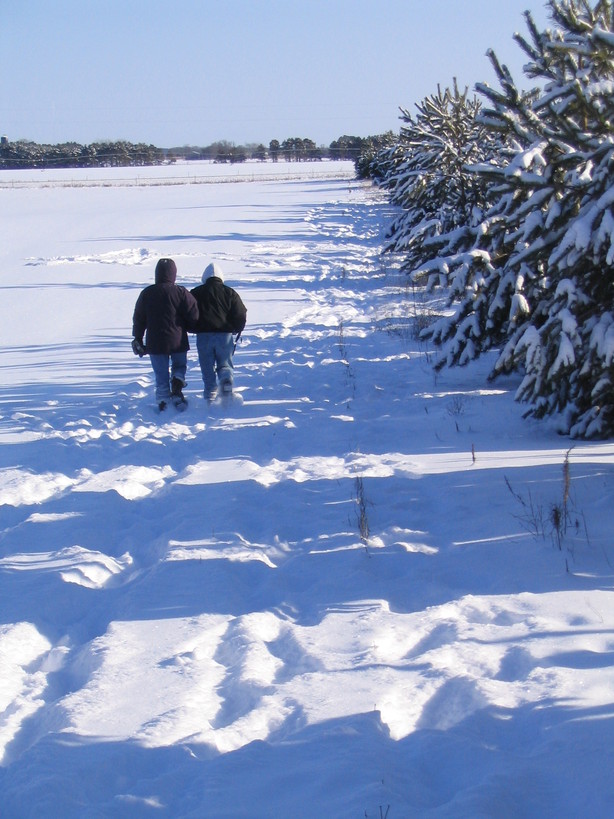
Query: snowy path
0 165 613 817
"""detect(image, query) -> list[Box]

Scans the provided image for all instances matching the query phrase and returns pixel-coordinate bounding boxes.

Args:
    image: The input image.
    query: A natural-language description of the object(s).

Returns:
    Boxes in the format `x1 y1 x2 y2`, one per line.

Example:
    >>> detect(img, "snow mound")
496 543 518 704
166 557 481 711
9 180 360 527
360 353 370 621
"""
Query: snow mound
0 546 133 589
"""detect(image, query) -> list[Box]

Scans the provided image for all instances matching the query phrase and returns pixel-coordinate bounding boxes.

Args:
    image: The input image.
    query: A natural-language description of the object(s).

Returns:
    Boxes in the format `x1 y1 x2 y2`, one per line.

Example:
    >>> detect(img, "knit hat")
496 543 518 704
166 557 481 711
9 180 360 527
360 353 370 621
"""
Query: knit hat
202 262 224 283
155 257 177 283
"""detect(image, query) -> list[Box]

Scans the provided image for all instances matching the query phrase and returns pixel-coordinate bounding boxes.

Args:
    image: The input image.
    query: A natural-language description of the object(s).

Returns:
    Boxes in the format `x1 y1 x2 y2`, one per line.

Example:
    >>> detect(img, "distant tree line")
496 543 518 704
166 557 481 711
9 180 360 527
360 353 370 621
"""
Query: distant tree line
0 139 165 169
164 134 394 164
0 134 391 169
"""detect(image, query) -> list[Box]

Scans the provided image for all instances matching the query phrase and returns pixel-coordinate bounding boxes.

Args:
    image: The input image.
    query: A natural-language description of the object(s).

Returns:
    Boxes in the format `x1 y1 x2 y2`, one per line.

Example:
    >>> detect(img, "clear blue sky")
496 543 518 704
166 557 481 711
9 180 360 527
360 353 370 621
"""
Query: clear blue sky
0 0 550 148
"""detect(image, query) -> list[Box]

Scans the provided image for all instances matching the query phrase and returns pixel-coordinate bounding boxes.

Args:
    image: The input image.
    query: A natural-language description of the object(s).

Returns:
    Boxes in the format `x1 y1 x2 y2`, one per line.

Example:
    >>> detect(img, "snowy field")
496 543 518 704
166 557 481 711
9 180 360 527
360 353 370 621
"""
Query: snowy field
0 158 353 188
0 160 613 817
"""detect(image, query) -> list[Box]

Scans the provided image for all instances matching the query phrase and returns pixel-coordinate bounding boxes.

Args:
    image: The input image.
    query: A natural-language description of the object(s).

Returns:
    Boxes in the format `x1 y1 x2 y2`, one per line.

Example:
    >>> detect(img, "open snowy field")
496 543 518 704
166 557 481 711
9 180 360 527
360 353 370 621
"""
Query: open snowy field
0 160 613 817
0 158 353 188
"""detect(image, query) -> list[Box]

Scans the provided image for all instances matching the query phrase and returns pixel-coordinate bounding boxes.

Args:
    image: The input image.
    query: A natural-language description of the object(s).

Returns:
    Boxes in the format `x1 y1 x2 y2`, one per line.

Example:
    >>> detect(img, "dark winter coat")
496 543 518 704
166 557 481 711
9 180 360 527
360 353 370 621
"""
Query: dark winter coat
132 259 199 355
190 276 247 335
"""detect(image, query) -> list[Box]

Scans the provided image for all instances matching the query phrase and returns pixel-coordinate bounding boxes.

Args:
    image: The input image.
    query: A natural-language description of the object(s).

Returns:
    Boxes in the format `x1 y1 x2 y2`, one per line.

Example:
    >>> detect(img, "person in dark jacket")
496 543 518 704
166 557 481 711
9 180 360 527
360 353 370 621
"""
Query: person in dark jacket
132 257 198 411
190 262 247 402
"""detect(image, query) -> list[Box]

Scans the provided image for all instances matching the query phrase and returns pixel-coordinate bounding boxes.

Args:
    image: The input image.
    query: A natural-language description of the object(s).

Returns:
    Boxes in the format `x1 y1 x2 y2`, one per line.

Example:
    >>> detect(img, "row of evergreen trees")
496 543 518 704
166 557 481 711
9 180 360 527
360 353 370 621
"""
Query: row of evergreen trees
361 0 614 439
169 134 391 164
175 137 323 163
0 134 391 169
0 139 165 169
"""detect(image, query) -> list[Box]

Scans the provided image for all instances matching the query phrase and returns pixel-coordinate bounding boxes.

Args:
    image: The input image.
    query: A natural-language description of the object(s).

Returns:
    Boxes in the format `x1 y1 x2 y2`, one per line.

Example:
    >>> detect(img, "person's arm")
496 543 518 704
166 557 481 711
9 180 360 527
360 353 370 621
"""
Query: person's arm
132 292 147 343
229 291 247 333
181 288 200 331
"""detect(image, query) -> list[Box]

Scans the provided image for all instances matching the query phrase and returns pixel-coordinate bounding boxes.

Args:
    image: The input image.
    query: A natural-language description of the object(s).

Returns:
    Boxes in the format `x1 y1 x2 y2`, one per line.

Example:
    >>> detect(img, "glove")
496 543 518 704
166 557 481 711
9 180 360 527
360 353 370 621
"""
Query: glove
131 338 146 357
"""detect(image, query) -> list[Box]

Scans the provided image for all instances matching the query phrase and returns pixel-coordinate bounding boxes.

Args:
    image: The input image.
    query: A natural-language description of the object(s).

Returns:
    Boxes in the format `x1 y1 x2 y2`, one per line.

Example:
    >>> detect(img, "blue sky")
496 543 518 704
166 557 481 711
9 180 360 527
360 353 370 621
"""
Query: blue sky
1 0 550 148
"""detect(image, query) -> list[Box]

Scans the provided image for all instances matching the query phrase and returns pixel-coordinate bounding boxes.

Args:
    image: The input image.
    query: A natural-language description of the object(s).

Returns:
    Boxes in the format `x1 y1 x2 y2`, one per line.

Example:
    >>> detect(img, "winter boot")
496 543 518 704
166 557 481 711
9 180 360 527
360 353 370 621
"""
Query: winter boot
171 377 187 408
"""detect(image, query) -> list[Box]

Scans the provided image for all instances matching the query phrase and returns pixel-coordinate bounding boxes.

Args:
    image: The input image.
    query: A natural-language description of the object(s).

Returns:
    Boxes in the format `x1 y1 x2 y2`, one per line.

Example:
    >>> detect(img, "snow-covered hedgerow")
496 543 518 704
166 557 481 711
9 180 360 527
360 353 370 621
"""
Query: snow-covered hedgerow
375 0 614 438
477 0 614 438
376 82 500 283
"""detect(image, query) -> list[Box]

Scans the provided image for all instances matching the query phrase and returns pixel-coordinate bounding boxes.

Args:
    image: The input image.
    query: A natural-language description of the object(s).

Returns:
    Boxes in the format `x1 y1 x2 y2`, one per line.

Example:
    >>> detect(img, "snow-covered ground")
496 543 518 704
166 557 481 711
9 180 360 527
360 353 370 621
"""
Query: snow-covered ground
0 158 352 188
0 160 613 818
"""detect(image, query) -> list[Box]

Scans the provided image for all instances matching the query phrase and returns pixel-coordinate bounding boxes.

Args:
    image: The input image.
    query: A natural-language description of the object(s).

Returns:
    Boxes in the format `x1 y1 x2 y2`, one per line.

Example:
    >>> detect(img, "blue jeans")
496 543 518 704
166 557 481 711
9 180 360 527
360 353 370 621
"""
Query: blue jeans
149 352 187 401
195 333 234 395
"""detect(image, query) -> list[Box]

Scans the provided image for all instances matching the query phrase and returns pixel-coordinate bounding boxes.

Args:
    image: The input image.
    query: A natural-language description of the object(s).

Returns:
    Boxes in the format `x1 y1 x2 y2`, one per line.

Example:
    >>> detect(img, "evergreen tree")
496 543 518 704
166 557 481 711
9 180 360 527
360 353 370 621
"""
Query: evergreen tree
269 139 280 162
378 82 500 281
354 131 397 179
280 137 320 161
329 135 366 160
252 143 267 161
423 0 614 437
361 138 407 184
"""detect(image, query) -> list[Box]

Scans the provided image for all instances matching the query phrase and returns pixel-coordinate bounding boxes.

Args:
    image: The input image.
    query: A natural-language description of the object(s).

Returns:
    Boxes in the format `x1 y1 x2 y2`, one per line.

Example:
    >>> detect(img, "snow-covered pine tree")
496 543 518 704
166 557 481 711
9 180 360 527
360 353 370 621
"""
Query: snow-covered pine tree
426 0 614 437
425 53 546 370
363 140 407 190
354 132 397 180
377 82 498 282
496 0 614 437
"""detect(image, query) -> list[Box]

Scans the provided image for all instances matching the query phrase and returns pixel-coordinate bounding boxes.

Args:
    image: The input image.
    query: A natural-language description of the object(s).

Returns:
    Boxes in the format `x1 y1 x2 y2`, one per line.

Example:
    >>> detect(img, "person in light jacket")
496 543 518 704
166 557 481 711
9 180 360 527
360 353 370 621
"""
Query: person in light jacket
132 258 198 411
190 262 247 402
